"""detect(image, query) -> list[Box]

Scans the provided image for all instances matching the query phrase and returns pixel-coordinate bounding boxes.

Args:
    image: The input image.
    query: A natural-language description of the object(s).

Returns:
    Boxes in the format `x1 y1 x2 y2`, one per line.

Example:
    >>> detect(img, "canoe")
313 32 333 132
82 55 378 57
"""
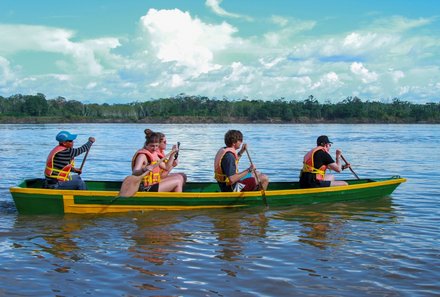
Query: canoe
10 176 406 215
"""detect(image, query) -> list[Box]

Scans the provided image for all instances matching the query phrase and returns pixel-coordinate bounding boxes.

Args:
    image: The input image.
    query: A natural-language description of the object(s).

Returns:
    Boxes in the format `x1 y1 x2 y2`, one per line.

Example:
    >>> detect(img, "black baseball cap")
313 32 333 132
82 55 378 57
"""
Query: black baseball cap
317 135 332 146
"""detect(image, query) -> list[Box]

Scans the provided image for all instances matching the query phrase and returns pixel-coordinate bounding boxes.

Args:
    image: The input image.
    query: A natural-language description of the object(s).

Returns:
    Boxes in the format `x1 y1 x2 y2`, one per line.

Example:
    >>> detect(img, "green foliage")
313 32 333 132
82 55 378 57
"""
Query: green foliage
0 93 439 123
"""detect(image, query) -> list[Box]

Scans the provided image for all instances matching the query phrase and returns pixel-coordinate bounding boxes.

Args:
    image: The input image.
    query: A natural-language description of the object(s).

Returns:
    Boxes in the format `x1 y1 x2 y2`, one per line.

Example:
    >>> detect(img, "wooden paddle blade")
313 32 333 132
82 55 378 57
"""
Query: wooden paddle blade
118 175 144 197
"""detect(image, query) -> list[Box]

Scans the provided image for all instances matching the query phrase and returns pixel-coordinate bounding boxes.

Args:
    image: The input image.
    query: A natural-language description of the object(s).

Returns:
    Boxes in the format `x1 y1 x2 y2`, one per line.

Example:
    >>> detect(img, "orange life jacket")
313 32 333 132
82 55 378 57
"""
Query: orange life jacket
302 146 328 181
44 145 74 181
157 150 166 159
157 150 170 176
214 147 238 185
131 149 161 187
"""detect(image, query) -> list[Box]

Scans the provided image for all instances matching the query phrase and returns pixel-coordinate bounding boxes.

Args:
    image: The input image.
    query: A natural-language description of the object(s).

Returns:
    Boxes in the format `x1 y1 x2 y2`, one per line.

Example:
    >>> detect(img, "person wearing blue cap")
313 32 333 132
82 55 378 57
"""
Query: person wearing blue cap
299 135 349 188
43 130 95 190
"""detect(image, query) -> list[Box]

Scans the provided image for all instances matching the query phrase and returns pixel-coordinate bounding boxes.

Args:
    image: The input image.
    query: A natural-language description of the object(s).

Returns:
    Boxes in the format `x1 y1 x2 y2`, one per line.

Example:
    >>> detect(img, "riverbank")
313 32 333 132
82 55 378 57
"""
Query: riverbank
0 116 437 124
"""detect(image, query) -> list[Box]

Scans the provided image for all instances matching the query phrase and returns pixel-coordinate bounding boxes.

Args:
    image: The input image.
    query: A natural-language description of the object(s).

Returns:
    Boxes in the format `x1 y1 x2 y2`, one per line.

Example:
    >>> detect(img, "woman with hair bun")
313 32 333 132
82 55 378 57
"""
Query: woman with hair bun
130 129 184 192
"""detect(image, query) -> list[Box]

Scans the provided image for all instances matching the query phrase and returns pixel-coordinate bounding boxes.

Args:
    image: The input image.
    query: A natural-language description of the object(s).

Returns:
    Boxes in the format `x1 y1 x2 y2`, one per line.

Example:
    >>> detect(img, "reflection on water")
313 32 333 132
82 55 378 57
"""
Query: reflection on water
272 197 395 249
1 123 439 296
5 197 399 295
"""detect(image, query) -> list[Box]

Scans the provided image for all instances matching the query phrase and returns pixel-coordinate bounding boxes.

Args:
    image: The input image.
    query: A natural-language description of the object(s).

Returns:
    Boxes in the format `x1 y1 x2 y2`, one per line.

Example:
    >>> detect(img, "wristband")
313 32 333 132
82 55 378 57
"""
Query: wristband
248 167 252 173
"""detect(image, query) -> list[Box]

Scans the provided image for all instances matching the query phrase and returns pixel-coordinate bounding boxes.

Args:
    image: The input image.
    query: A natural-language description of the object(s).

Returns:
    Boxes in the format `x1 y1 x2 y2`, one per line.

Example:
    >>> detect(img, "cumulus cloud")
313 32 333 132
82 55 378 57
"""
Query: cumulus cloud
140 8 237 76
311 72 342 90
205 0 252 21
350 62 378 83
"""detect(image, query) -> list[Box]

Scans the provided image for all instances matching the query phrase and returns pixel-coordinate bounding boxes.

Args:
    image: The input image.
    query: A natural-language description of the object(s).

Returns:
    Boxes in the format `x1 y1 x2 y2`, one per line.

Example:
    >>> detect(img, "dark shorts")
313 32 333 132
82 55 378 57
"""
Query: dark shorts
139 183 159 192
300 173 331 188
313 180 331 188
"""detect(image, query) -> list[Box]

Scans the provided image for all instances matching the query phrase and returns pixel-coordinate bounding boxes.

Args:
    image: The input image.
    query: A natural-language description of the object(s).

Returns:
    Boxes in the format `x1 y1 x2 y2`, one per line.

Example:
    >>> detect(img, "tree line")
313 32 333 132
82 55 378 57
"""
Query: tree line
0 93 439 123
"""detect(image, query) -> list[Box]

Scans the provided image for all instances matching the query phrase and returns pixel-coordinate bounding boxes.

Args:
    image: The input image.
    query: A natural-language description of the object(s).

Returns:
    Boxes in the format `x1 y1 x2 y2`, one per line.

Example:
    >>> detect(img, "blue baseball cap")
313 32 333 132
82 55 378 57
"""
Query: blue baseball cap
56 130 77 142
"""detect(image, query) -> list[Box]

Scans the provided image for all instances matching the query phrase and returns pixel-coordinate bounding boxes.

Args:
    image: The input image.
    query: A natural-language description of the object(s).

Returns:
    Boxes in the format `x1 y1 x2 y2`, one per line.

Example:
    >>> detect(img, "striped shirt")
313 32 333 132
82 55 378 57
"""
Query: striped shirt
46 141 93 180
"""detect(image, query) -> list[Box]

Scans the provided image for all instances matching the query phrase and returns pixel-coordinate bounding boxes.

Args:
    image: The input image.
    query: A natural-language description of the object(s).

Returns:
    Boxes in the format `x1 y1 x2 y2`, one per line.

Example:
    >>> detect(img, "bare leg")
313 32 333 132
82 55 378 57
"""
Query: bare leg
330 180 348 186
158 174 184 192
254 171 269 190
325 174 348 186
169 172 187 184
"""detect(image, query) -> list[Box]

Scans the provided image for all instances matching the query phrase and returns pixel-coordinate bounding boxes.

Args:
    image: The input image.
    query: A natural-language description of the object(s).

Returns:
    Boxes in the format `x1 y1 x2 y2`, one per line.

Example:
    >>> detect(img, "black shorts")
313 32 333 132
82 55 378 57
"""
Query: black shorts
300 172 331 188
139 183 159 192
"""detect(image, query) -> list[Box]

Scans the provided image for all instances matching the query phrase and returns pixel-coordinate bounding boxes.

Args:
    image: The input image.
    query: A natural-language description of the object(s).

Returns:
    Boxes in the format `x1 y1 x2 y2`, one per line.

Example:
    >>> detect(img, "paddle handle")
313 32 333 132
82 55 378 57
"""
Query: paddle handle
340 155 360 180
78 144 92 174
174 142 180 160
245 148 268 207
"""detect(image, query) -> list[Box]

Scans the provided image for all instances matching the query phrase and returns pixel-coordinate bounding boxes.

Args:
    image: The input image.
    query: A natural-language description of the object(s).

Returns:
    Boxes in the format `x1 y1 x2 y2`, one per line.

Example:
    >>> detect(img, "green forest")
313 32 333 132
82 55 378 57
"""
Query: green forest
1 93 439 123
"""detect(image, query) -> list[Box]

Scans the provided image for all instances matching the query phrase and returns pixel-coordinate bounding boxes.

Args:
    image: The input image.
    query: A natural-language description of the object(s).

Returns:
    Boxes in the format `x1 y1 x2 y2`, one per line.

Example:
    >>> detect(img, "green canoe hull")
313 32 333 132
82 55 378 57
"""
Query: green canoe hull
10 177 406 215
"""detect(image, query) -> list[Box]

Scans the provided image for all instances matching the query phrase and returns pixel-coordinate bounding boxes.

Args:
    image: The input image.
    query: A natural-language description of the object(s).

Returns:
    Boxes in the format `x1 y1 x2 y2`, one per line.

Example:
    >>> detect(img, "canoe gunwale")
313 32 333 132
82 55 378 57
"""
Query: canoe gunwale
10 177 406 198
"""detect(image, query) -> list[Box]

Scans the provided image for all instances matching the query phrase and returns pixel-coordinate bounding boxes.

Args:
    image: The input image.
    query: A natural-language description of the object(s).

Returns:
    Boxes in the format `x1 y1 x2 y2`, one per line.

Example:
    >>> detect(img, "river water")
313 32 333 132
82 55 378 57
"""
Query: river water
0 123 439 296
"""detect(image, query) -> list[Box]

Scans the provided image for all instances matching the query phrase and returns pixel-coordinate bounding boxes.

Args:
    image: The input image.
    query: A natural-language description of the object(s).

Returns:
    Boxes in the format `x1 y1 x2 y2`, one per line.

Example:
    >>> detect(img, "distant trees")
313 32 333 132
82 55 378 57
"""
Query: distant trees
0 93 439 123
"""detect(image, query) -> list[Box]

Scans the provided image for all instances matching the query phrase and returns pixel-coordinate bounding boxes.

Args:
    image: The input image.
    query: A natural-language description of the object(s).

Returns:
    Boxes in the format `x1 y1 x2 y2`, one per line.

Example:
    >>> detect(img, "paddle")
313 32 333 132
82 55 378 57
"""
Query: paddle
340 155 360 180
77 143 92 175
245 148 268 207
174 142 180 160
118 151 174 197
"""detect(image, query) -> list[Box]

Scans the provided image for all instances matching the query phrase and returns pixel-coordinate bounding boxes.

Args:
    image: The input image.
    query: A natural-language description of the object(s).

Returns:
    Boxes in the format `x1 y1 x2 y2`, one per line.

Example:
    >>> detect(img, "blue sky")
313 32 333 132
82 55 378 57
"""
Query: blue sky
0 0 439 103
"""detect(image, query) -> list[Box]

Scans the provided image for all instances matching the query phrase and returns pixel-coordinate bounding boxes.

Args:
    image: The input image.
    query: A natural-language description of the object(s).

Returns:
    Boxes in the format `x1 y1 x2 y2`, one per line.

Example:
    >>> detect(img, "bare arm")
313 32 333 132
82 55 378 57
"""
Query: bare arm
132 154 149 176
227 164 255 185
328 149 343 172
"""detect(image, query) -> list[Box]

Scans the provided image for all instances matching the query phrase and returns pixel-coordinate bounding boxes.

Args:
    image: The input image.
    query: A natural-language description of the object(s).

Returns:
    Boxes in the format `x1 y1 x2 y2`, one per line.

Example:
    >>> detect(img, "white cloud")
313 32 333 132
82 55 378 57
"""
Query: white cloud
1 8 439 104
311 72 342 90
0 56 14 87
171 74 184 88
391 70 405 83
264 18 315 47
350 62 378 83
0 24 121 76
140 8 236 76
205 0 252 21
86 82 97 89
270 15 289 27
370 16 433 33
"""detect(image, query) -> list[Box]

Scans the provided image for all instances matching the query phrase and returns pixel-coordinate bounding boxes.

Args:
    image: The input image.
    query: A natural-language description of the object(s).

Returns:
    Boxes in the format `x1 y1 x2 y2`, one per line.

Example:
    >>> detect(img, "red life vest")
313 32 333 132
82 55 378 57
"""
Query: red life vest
44 145 74 181
302 146 328 181
131 149 161 187
214 147 238 185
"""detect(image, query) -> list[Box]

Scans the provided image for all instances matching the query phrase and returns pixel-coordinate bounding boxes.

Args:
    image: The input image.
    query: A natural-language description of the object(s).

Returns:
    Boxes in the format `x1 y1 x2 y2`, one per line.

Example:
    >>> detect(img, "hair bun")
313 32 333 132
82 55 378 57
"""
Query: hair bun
144 128 154 139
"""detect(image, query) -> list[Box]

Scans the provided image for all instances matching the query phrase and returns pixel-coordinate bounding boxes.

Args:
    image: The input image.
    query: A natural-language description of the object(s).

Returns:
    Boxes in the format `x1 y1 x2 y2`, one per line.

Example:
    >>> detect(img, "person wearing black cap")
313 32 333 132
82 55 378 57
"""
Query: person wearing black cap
43 130 95 190
299 135 349 188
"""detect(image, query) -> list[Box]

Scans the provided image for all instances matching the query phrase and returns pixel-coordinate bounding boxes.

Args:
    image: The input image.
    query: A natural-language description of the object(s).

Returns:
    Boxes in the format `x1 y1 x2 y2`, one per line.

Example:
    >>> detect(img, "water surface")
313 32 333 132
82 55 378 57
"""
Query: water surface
0 124 439 296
